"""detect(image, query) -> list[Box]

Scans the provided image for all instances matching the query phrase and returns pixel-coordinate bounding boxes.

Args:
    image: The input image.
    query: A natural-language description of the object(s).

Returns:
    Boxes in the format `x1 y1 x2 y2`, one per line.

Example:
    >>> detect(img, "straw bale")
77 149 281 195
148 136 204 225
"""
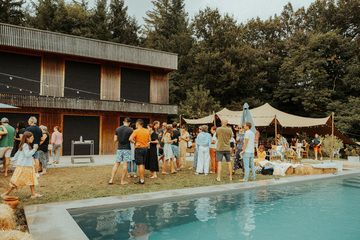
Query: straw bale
0 230 33 240
323 168 337 174
0 204 15 230
285 167 294 175
310 167 323 175
294 165 313 175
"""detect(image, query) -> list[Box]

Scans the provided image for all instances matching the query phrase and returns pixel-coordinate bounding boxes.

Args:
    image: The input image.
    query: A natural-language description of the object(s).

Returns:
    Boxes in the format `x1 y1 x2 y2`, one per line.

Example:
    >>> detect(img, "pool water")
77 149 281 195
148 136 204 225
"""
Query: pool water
71 176 360 240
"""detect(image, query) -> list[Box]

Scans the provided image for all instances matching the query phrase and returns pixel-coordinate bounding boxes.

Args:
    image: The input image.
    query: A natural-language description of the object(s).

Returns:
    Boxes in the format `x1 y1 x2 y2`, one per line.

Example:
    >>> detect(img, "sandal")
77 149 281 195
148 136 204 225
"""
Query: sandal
30 193 42 199
162 172 169 175
149 176 158 179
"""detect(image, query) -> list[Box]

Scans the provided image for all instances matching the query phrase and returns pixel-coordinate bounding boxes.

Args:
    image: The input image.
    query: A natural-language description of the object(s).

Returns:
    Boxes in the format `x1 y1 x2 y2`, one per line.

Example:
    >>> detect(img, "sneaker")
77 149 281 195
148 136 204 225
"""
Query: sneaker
36 173 40 178
134 181 145 185
320 157 323 160
195 172 199 175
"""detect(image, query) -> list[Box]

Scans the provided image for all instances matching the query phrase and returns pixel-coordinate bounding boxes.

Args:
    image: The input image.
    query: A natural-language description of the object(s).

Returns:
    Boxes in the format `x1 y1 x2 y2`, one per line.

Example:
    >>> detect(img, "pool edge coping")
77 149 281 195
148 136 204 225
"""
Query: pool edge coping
24 169 360 240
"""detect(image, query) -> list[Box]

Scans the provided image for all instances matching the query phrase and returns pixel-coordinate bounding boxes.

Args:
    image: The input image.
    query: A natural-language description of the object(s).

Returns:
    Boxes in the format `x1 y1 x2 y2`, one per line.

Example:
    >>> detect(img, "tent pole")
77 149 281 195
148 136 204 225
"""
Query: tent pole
213 111 216 126
331 112 334 162
179 114 182 126
275 115 277 145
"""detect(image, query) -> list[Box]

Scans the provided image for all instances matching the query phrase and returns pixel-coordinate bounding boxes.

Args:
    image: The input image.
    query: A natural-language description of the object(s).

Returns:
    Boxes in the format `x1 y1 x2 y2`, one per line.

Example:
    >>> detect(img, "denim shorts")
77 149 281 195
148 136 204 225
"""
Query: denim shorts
33 150 39 159
135 147 147 165
171 145 179 159
116 149 131 163
216 151 231 162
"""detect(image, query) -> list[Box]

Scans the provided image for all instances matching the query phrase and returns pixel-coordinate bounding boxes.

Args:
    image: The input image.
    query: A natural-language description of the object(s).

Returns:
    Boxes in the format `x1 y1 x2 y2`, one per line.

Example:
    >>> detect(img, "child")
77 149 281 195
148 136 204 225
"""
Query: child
254 145 267 166
1 131 42 199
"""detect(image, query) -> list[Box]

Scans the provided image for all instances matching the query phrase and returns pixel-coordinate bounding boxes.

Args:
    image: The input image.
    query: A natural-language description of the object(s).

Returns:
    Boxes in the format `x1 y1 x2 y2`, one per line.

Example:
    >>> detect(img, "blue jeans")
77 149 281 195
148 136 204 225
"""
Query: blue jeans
243 152 256 181
127 160 137 174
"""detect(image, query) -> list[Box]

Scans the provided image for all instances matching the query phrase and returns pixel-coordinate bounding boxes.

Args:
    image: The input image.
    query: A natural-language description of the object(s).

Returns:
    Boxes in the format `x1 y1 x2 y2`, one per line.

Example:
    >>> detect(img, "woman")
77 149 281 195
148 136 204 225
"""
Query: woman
233 125 245 175
209 126 217 174
38 125 49 175
179 125 190 168
11 121 27 157
195 125 211 175
51 126 63 164
1 132 42 199
145 124 159 178
161 125 176 174
127 123 137 178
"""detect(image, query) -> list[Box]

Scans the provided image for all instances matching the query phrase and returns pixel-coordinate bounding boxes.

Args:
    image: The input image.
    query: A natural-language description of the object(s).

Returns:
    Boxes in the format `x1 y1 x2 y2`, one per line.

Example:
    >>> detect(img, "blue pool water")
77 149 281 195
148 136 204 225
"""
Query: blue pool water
71 175 360 240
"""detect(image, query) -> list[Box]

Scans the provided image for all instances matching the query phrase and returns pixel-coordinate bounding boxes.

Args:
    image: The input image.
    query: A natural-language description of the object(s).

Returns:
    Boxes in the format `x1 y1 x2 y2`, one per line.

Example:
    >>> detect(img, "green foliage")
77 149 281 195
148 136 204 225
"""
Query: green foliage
321 134 344 157
0 0 24 25
179 85 221 119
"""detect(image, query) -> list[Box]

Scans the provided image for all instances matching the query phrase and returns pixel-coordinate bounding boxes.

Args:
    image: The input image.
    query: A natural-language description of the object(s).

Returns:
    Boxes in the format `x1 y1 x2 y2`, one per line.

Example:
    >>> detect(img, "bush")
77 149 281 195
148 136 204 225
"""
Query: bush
321 134 344 157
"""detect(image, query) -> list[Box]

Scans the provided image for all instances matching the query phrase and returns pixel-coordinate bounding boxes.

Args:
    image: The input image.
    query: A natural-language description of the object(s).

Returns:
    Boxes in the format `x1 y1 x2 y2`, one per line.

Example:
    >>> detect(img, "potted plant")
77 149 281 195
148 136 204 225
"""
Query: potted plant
344 146 360 162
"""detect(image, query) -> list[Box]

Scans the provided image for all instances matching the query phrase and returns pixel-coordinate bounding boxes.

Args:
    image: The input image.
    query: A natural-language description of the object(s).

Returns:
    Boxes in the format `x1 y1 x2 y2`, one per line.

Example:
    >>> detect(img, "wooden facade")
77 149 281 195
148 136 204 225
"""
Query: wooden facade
0 24 178 155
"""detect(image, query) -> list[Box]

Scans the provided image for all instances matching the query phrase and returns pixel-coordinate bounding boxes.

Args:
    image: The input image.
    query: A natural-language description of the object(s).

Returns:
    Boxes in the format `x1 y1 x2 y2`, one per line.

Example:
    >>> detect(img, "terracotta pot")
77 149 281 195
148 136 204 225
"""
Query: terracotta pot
3 196 19 209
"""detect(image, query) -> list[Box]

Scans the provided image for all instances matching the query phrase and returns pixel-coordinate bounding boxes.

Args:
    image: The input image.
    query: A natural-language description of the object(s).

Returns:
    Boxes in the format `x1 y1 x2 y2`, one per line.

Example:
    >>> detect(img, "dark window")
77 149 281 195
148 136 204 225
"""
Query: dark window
62 115 100 155
0 113 39 129
121 68 150 103
64 61 101 99
0 51 41 95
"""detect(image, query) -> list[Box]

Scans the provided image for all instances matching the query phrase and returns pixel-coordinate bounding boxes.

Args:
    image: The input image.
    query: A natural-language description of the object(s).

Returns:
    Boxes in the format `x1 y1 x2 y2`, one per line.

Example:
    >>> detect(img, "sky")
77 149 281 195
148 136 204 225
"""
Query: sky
118 0 317 25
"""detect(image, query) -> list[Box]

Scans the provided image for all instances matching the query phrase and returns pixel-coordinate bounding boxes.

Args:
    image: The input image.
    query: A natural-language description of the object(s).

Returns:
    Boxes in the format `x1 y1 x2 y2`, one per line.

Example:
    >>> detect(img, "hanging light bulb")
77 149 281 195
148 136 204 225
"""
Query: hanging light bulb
9 76 13 80
19 89 22 91
6 86 9 88
77 91 79 94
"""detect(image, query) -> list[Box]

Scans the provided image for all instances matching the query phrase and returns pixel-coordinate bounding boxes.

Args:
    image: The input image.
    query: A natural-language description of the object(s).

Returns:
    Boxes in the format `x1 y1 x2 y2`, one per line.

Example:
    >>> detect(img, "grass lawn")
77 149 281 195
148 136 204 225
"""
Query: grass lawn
1 161 285 232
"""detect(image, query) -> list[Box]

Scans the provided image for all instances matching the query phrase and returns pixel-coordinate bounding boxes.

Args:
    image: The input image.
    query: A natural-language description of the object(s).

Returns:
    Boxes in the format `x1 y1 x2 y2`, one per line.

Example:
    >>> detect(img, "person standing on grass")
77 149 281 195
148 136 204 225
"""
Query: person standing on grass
1 131 42 199
129 119 150 185
209 126 217 174
240 122 256 182
11 121 27 157
51 126 63 164
0 118 16 176
157 122 167 164
38 125 49 175
127 123 137 178
312 134 323 160
171 122 181 171
215 119 233 181
109 118 133 185
162 125 176 174
195 125 212 175
145 123 159 179
179 125 190 168
26 117 42 178
233 125 245 175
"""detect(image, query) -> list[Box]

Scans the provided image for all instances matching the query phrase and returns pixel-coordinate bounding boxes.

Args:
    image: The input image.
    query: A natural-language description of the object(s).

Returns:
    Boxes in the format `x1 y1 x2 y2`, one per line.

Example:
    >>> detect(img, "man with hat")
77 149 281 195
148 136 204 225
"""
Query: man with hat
0 117 16 176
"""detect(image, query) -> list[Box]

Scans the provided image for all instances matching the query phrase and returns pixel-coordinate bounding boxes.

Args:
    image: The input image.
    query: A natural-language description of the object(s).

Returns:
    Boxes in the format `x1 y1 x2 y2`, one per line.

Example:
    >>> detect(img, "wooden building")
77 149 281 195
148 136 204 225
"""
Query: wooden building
0 23 178 155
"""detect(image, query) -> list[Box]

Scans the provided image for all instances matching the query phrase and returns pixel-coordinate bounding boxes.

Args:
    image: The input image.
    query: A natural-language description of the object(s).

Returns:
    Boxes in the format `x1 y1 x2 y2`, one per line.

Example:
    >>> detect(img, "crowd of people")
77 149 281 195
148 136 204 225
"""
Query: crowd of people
1 116 63 199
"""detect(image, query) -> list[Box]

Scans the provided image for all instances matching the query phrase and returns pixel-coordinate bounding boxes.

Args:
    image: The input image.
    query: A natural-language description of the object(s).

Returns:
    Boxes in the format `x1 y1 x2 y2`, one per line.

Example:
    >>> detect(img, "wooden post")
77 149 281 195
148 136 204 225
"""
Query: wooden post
179 114 182 126
213 111 216 126
331 112 335 162
275 115 278 145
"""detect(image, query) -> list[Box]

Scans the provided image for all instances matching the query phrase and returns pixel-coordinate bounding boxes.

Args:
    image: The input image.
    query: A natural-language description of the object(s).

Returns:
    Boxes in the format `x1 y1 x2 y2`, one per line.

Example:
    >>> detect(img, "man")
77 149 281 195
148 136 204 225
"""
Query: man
0 118 16 176
215 119 233 181
171 122 180 170
157 122 167 164
26 116 43 178
240 122 256 182
129 119 150 185
276 133 288 160
108 118 133 185
312 134 323 160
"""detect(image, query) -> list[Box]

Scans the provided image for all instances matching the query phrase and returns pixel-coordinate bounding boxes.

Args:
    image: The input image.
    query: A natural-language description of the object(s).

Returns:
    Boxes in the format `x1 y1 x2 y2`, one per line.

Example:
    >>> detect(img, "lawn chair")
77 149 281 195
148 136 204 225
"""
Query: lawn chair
332 147 340 159
286 149 298 163
301 144 310 158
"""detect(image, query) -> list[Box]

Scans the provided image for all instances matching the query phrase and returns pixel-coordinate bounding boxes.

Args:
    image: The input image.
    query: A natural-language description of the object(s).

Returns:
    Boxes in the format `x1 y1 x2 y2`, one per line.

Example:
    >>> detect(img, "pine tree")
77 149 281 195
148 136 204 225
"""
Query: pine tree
0 0 24 25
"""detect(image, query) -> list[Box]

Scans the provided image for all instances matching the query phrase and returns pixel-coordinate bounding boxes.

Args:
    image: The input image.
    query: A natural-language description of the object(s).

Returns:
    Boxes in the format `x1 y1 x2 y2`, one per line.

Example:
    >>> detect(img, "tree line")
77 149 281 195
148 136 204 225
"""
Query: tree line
1 0 360 141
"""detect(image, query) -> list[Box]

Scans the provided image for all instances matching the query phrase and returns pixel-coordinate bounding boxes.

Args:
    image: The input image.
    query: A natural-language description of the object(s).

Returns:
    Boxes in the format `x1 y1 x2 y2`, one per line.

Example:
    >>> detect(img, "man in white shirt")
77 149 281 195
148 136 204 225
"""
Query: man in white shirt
240 122 256 182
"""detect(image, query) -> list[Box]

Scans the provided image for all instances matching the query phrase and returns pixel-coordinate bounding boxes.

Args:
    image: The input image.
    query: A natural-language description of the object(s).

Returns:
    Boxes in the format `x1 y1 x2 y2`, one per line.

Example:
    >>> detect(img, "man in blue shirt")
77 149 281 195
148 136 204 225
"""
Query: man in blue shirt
240 122 256 182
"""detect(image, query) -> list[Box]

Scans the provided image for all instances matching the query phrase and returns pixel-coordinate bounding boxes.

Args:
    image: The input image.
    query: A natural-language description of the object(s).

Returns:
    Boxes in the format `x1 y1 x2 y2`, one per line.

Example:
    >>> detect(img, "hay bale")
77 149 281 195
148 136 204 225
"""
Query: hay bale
0 230 33 240
300 159 323 164
0 204 15 230
310 167 323 175
323 168 337 174
285 167 294 175
294 165 313 175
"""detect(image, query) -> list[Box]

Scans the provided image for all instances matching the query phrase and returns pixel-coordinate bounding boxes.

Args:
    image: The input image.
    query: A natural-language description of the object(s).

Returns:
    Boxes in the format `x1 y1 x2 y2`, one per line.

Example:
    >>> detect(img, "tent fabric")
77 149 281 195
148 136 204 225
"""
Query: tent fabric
182 114 214 125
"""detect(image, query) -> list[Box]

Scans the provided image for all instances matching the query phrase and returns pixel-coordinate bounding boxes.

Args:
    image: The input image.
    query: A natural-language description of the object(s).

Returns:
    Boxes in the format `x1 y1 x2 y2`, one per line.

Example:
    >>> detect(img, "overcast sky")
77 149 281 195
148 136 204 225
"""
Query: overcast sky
117 0 317 25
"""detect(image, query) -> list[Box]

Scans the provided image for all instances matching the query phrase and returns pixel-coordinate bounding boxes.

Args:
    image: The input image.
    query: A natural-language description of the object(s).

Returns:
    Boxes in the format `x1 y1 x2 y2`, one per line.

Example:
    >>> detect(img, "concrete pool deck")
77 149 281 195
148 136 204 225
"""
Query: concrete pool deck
24 168 360 240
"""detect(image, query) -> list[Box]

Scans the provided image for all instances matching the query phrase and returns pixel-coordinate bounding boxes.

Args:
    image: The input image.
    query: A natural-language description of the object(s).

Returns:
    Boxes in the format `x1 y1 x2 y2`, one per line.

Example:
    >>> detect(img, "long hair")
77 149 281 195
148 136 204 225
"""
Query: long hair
166 125 173 137
19 131 33 151
147 124 156 132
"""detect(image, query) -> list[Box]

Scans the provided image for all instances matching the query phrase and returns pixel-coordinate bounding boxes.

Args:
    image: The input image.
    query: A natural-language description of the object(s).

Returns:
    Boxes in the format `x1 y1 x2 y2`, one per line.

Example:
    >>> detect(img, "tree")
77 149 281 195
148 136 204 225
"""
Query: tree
0 0 24 25
179 85 221 119
89 0 111 41
108 0 139 45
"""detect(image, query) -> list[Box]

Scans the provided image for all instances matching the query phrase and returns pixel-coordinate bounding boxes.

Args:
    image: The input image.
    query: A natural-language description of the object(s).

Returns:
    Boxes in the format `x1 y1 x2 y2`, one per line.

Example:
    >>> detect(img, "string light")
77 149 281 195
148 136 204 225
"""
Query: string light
9 76 12 80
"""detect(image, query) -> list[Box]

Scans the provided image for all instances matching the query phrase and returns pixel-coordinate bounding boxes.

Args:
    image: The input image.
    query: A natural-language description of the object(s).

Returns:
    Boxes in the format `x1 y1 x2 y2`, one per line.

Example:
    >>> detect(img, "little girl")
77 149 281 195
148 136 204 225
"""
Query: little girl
254 145 267 166
1 131 42 199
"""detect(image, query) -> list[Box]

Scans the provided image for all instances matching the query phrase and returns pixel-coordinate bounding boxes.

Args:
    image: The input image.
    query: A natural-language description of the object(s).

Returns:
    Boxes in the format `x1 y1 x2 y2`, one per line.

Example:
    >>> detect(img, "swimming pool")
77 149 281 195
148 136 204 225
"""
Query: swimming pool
70 175 360 240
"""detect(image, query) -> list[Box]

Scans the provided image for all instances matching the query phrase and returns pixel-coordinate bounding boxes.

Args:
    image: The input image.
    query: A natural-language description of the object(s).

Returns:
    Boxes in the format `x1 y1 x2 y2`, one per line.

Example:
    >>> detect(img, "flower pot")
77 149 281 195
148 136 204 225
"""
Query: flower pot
347 156 360 162
3 196 19 209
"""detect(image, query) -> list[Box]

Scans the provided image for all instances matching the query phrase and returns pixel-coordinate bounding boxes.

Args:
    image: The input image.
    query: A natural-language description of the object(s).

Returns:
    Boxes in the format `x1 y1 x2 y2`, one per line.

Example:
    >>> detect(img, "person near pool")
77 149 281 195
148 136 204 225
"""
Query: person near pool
108 118 133 185
1 131 42 199
312 134 323 160
0 117 16 176
195 125 211 175
51 126 63 164
26 116 42 177
161 125 177 174
127 123 137 178
215 119 233 181
232 125 245 175
240 122 256 182
157 122 167 164
209 126 217 174
171 122 181 171
129 119 150 185
145 123 159 179
38 125 50 175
